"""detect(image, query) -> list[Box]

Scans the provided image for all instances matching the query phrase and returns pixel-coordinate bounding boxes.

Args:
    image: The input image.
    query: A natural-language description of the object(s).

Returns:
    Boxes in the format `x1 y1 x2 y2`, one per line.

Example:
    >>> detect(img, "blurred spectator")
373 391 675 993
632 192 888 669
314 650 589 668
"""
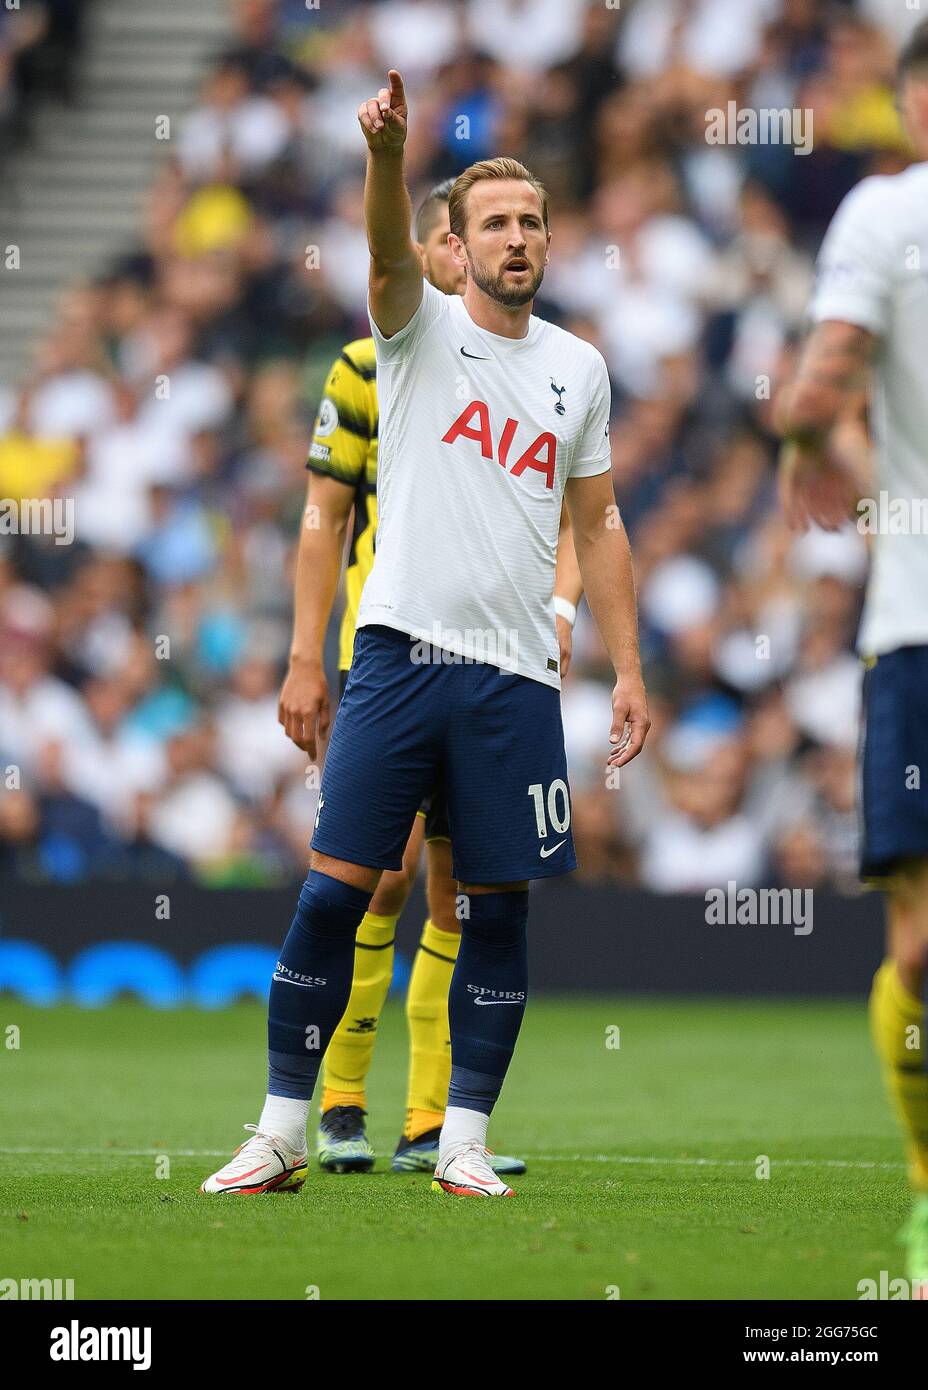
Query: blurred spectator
0 1 85 149
466 0 587 75
214 651 305 801
641 723 768 892
145 727 239 867
178 56 292 184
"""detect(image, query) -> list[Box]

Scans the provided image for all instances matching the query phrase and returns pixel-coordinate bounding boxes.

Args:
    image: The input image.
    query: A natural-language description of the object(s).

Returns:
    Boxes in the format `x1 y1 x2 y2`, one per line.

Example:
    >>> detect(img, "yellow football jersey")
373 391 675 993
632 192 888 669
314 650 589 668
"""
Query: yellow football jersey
306 337 379 671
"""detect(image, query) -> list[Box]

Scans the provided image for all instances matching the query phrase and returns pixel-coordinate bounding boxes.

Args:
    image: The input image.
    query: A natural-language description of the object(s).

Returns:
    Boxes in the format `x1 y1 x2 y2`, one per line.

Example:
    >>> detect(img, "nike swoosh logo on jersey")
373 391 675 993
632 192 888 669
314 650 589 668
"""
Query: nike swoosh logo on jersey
460 346 492 360
474 997 523 1005
539 840 566 858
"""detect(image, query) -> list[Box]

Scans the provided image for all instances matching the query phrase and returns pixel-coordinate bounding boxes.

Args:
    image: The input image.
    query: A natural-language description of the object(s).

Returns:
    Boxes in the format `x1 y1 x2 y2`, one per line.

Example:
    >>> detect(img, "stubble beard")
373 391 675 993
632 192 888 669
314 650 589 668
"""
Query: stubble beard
466 252 545 307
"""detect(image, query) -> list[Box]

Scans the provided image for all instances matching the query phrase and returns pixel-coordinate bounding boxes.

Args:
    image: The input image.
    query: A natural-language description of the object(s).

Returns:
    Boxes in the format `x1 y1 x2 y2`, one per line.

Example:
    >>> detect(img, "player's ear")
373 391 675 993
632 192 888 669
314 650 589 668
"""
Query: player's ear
448 232 466 267
414 242 428 275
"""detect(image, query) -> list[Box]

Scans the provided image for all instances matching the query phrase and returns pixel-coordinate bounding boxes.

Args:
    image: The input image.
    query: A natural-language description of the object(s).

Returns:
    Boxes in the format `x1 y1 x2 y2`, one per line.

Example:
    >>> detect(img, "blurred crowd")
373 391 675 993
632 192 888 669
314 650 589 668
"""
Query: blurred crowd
0 0 84 147
0 0 917 890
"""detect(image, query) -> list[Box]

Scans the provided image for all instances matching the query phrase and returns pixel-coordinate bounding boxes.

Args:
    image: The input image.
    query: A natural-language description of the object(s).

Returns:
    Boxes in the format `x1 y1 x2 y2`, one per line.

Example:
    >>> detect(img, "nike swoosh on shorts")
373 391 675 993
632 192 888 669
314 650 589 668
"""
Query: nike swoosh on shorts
539 840 566 858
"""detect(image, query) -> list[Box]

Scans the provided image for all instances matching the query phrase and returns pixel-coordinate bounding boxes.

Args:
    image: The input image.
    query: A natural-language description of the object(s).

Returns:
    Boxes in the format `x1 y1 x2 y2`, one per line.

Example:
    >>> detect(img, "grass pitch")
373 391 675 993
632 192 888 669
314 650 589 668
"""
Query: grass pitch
0 997 911 1301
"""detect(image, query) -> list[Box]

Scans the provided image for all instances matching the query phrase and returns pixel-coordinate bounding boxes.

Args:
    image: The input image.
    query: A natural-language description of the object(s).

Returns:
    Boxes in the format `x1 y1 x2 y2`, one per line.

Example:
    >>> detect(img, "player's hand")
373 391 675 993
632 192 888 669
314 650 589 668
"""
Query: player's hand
778 440 860 533
279 657 330 760
358 69 408 152
556 614 573 678
607 670 650 769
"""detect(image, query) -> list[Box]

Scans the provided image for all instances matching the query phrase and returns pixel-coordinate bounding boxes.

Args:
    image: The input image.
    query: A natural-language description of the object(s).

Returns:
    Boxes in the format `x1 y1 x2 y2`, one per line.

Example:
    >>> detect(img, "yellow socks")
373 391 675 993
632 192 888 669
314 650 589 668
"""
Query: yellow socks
321 912 396 1114
404 919 460 1139
870 959 928 1190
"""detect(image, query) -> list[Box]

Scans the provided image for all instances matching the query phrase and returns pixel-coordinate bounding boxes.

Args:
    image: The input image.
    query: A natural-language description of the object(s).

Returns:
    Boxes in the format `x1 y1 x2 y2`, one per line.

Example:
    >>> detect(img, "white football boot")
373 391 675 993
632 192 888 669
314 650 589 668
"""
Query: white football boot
200 1124 308 1195
432 1141 516 1197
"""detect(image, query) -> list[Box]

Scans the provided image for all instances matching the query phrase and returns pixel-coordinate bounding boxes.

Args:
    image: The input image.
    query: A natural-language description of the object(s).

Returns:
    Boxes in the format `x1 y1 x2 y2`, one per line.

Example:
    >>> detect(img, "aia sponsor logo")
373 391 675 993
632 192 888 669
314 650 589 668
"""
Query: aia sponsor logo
442 401 557 490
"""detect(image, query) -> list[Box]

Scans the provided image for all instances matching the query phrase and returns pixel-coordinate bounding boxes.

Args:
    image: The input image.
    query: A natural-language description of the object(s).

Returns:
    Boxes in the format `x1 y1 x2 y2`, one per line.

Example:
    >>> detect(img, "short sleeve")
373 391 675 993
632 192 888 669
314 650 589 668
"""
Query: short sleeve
306 346 373 485
570 350 613 478
368 279 450 363
809 178 896 336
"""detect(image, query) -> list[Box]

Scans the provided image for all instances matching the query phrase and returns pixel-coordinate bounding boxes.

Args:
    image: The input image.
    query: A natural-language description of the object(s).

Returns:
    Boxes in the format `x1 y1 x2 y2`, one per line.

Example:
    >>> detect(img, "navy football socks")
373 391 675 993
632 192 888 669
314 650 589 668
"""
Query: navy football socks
267 870 373 1100
446 890 530 1115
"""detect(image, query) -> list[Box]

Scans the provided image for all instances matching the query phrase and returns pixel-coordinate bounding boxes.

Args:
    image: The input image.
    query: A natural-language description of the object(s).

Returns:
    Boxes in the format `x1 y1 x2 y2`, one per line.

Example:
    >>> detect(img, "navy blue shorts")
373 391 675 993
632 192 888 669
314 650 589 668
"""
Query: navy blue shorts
861 645 928 877
338 667 450 842
315 625 576 883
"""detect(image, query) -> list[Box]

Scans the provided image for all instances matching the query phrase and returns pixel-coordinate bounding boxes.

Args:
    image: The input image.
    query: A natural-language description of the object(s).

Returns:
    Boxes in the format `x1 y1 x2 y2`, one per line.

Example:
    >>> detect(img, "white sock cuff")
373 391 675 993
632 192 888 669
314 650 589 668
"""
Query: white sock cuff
258 1094 309 1152
439 1105 490 1160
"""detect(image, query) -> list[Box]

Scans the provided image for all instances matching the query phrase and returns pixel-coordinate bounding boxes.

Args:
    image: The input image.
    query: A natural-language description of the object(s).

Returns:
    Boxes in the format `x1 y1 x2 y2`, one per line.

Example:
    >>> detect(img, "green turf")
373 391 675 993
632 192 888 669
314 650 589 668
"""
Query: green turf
0 998 913 1300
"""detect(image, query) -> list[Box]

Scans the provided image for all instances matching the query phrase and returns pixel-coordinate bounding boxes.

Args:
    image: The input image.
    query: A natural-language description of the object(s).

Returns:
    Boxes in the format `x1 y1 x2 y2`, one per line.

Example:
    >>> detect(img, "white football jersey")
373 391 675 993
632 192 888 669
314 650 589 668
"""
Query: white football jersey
809 163 928 657
359 280 612 687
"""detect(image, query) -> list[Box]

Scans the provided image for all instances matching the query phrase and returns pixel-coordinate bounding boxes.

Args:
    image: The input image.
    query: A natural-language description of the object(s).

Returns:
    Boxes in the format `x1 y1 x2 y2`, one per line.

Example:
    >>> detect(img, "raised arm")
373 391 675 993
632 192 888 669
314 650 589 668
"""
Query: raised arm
565 471 650 768
358 69 423 338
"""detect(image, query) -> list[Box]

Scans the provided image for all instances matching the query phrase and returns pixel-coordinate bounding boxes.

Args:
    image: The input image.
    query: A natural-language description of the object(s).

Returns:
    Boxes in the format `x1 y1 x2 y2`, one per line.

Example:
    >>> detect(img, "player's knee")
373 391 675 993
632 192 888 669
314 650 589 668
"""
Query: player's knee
310 852 380 896
370 866 414 917
887 872 928 993
426 855 460 934
285 870 373 953
426 855 459 932
890 931 928 995
459 888 529 950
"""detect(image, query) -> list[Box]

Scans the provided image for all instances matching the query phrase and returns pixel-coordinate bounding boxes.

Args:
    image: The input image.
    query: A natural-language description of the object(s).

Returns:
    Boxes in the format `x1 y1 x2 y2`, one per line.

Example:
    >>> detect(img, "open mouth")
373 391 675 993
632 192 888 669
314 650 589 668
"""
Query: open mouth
504 259 529 273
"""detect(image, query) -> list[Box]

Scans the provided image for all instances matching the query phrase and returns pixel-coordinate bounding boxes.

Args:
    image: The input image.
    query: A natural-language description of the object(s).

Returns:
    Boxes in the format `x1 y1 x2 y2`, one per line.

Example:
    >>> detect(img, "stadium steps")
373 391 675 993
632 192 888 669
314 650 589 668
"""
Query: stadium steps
0 0 230 389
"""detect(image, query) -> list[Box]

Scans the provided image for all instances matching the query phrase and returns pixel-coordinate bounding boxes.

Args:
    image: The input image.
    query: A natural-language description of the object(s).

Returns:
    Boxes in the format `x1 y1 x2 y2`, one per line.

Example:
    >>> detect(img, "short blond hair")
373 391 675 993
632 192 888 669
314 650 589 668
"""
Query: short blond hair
448 157 549 241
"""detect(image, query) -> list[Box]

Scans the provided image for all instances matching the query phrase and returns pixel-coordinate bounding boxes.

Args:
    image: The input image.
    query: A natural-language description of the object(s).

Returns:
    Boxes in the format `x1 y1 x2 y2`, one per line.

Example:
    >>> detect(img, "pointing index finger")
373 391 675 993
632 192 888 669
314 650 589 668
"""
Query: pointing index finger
388 69 406 105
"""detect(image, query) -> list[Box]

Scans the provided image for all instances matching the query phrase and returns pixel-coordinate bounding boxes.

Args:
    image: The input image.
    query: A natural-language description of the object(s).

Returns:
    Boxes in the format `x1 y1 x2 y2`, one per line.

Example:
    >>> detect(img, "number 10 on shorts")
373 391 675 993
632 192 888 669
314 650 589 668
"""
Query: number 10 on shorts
527 780 571 839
